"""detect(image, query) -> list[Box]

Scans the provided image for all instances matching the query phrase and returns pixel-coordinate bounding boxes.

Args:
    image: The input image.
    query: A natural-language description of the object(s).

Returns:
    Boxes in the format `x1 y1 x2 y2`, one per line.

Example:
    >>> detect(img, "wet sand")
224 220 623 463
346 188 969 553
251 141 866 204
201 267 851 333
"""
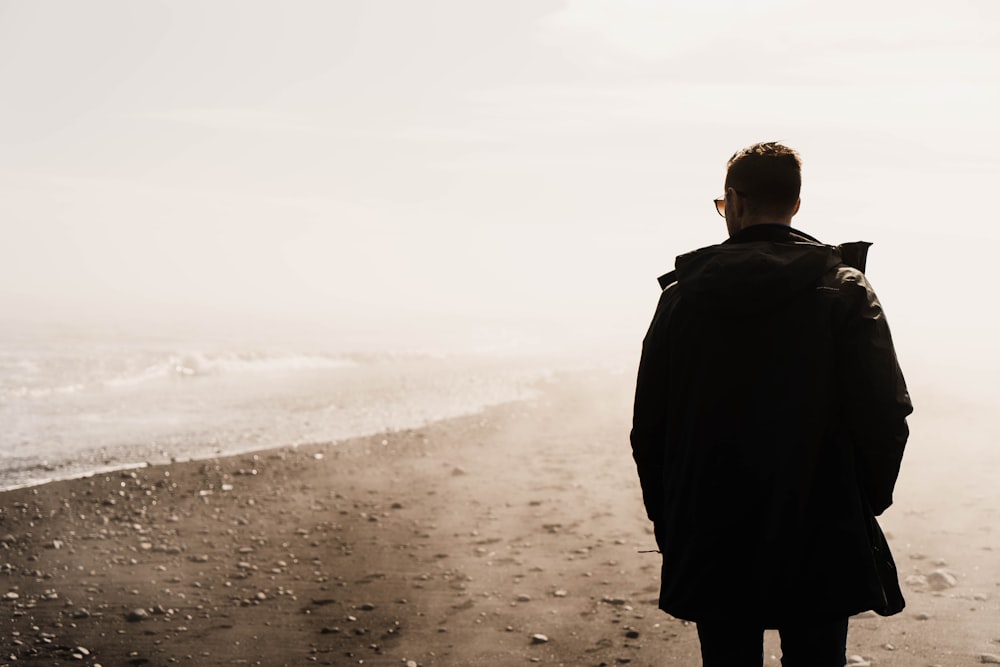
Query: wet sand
0 370 997 666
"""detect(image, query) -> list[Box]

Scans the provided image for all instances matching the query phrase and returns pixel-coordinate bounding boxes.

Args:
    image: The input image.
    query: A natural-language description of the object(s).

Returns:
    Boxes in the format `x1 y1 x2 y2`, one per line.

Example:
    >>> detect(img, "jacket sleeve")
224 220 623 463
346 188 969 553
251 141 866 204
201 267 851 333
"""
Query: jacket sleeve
837 271 913 515
630 288 674 522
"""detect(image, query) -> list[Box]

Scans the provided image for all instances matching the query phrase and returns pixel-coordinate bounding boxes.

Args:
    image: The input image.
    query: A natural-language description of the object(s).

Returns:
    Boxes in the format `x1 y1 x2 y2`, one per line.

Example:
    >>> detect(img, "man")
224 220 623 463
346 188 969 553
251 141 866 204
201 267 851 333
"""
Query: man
630 142 912 667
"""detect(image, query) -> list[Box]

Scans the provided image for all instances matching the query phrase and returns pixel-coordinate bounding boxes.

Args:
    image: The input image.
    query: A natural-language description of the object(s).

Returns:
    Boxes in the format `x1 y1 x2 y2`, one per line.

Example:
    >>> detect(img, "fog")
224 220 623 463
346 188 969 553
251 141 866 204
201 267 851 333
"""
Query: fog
1 1 998 371
2 4 1000 662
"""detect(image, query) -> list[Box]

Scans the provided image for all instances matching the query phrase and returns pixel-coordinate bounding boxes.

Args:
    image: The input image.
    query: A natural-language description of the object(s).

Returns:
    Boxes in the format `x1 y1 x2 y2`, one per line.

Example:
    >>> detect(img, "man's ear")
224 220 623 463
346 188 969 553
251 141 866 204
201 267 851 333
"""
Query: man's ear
726 187 742 216
791 198 801 217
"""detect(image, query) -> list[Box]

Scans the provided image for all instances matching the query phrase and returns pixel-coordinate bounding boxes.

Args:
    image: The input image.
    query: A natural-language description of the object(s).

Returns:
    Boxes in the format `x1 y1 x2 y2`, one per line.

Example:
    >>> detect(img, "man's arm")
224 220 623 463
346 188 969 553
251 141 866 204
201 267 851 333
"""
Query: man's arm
630 288 674 522
837 271 913 515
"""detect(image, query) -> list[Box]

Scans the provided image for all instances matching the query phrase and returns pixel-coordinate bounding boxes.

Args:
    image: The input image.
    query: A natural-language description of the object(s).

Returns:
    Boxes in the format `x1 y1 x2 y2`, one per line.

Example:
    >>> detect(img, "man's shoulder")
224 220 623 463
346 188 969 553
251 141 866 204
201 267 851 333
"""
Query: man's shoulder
655 237 873 292
817 263 870 291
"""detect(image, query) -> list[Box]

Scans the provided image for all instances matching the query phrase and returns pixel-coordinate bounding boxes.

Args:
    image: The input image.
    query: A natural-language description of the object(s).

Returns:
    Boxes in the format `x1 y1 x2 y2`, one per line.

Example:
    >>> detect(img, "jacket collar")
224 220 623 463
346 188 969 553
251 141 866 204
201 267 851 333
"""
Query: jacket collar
656 225 869 290
723 223 822 245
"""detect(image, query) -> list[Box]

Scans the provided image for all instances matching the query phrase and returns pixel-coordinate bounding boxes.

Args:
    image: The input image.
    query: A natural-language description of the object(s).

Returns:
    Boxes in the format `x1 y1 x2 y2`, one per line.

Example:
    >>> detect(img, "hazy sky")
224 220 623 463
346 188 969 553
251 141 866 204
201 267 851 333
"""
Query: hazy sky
1 1 998 361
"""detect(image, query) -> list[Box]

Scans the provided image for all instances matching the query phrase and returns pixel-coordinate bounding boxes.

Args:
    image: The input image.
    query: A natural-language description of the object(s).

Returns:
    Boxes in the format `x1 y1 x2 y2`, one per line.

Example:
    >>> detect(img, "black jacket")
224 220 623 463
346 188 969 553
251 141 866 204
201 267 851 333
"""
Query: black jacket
630 224 912 625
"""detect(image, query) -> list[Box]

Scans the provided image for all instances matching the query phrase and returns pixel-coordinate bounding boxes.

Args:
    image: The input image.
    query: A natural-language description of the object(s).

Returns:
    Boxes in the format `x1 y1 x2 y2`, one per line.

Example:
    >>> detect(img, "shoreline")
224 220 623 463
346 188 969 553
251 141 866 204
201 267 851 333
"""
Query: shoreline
0 389 540 496
0 353 557 494
1 370 997 666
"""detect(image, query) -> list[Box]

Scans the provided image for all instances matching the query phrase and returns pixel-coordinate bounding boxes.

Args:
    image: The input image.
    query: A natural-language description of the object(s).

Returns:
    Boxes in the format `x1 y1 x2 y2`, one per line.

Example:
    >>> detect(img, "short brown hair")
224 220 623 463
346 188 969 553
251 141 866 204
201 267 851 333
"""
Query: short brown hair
725 142 801 218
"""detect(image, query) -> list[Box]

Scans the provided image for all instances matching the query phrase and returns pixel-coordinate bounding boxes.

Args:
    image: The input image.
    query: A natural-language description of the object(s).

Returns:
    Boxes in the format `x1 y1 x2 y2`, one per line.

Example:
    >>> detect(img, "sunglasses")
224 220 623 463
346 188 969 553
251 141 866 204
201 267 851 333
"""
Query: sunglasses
713 189 746 218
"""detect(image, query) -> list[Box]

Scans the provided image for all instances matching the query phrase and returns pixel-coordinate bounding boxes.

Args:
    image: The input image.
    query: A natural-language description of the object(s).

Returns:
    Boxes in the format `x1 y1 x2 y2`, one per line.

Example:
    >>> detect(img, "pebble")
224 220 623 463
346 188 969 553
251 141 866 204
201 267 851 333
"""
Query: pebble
4 591 19 600
125 608 149 622
553 590 568 598
846 656 871 667
927 569 958 591
982 654 1000 664
530 633 549 644
516 594 532 602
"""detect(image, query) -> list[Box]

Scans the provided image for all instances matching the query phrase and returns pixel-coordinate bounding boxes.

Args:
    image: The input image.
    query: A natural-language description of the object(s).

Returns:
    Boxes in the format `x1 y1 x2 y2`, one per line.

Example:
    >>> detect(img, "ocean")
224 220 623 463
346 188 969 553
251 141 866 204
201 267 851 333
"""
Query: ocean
0 328 555 491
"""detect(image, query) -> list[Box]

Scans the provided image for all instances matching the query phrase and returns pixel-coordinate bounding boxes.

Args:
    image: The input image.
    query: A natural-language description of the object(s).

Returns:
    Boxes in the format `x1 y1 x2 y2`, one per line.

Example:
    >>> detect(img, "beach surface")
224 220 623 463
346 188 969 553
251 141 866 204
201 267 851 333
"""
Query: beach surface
1 370 998 666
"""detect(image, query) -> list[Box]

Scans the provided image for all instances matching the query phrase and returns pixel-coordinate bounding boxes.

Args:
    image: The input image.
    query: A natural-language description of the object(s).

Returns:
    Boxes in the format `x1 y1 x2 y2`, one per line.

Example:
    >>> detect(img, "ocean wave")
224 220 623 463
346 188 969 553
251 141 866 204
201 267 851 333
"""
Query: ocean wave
3 382 88 399
107 352 357 386
2 350 358 399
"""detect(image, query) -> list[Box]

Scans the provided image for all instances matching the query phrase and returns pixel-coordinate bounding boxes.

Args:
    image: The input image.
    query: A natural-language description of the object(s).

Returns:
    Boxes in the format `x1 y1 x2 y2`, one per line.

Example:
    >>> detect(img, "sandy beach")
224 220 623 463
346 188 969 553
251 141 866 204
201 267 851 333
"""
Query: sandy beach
1 369 998 666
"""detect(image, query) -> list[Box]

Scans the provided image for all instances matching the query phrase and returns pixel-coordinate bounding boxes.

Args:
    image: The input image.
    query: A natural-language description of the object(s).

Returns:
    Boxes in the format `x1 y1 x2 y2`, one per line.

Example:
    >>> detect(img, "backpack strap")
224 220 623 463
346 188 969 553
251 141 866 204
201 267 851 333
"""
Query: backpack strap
838 241 872 272
657 270 677 290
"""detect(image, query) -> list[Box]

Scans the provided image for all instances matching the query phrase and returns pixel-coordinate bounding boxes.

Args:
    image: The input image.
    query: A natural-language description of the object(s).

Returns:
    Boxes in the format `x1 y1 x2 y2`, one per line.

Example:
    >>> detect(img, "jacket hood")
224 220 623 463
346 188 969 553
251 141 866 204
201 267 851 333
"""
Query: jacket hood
659 226 871 317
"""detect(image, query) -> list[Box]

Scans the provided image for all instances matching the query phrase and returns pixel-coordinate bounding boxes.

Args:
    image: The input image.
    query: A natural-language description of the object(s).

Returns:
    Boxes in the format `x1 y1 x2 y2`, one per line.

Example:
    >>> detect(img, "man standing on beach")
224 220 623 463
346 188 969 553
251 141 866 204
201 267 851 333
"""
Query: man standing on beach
630 142 912 667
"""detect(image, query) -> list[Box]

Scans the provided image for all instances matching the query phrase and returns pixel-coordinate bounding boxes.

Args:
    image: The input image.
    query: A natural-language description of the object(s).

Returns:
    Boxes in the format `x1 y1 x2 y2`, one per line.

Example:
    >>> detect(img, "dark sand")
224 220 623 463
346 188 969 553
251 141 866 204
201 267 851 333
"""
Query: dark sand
1 371 998 666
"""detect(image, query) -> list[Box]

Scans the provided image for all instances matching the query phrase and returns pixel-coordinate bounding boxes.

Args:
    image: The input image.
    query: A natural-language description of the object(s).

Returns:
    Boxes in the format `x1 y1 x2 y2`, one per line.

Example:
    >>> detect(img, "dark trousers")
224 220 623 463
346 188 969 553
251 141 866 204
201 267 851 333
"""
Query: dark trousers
696 617 848 667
